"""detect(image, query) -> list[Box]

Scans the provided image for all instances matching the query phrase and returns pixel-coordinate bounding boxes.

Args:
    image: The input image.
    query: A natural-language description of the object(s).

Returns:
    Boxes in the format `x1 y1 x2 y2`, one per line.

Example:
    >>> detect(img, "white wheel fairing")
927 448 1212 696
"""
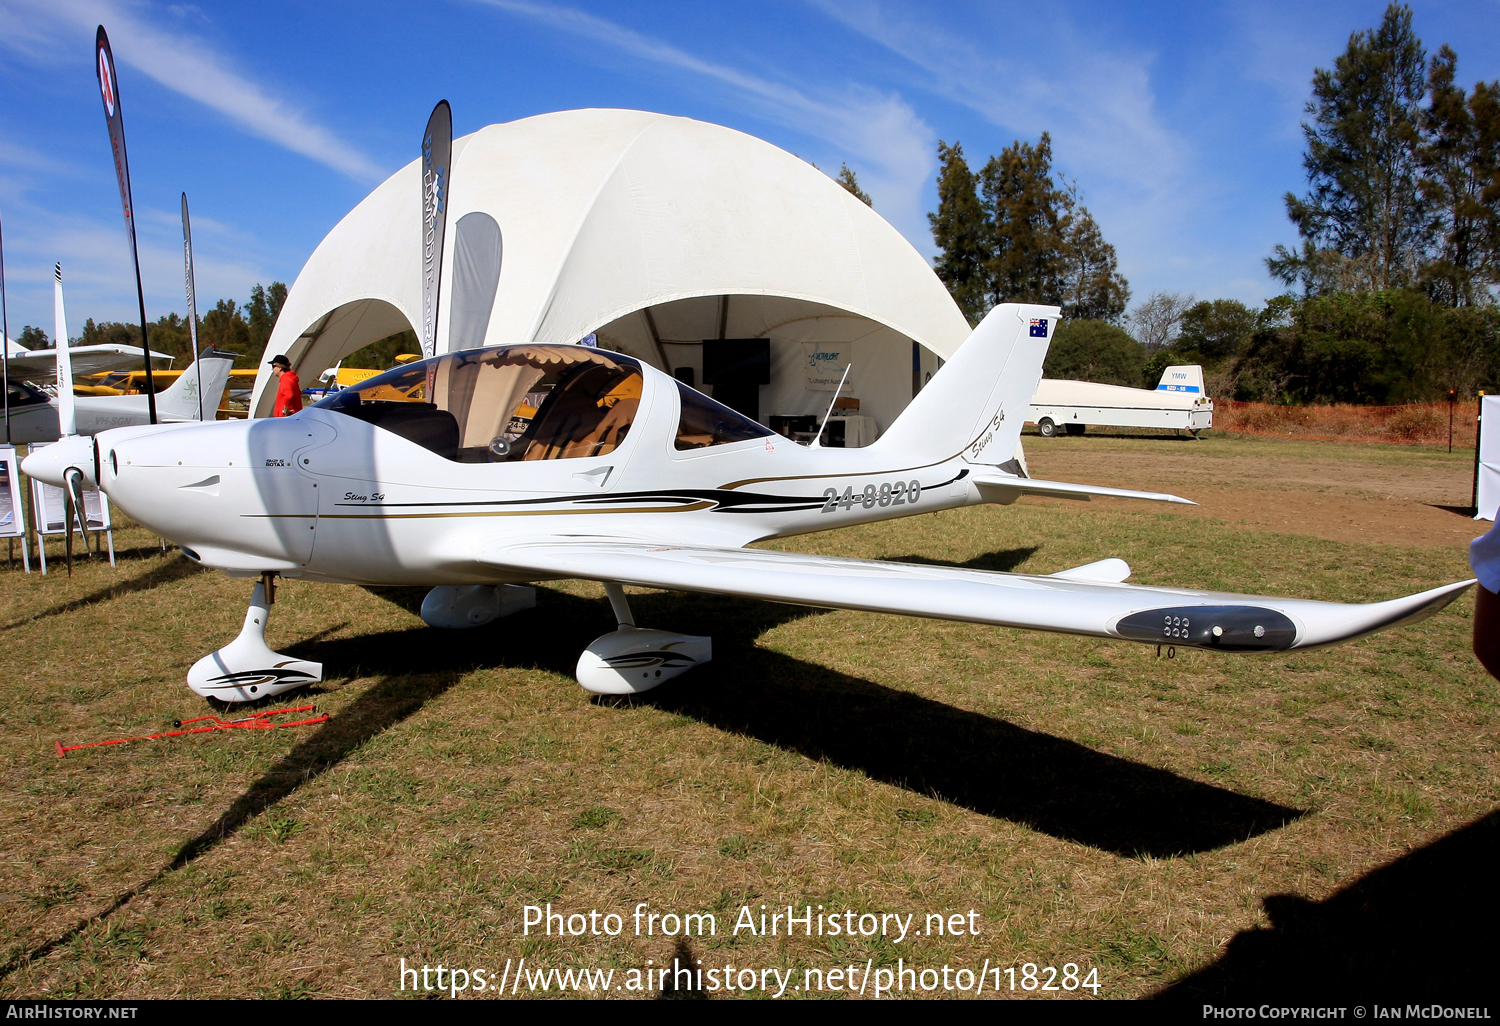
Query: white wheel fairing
187 582 322 702
576 628 712 694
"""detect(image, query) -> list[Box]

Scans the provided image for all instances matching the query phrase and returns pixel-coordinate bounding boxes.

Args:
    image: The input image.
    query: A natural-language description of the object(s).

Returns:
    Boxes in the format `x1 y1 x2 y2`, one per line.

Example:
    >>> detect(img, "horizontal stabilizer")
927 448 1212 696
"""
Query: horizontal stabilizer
476 538 1472 652
972 472 1195 506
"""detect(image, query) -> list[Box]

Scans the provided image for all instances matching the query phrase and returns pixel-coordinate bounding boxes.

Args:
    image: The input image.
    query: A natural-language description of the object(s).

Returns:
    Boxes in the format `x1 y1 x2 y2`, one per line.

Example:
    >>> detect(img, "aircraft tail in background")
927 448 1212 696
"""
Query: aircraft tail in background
1156 365 1205 395
156 348 235 421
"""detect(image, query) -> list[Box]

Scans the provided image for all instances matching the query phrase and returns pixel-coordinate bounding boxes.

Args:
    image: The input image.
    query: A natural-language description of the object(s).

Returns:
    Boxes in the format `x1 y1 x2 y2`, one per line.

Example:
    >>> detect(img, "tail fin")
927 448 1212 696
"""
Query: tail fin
54 264 76 437
157 348 235 420
1156 365 1205 395
875 303 1058 465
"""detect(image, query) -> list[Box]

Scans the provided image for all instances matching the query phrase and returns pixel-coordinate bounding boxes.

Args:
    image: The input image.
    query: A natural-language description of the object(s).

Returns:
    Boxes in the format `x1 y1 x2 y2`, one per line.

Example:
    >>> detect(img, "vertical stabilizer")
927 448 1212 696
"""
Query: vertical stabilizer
53 264 76 437
874 303 1058 465
155 348 235 421
1156 365 1205 395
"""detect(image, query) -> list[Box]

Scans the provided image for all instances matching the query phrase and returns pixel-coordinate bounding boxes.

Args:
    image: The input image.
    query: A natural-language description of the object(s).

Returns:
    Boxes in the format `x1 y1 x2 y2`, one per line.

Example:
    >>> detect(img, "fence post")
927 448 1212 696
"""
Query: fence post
1449 390 1456 453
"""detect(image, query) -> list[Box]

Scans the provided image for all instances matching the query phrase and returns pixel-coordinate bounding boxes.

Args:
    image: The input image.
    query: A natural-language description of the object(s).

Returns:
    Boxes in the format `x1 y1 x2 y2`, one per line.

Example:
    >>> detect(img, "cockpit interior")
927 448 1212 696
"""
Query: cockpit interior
314 344 772 463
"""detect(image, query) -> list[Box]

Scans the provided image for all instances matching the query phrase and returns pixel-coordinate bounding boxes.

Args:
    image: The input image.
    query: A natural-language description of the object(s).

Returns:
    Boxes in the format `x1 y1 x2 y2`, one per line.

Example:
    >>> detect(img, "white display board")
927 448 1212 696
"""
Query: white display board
0 445 25 539
32 477 111 534
1477 396 1500 521
25 441 115 569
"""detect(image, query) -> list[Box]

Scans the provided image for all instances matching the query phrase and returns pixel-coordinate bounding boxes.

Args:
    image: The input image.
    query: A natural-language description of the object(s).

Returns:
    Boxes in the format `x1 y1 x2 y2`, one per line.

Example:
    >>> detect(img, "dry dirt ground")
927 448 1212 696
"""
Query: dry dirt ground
1024 433 1481 549
0 432 1494 1001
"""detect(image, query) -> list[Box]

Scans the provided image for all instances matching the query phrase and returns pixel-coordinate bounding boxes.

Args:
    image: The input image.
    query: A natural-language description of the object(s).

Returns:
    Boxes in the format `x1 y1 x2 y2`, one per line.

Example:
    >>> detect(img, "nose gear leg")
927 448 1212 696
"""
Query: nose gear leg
187 573 322 703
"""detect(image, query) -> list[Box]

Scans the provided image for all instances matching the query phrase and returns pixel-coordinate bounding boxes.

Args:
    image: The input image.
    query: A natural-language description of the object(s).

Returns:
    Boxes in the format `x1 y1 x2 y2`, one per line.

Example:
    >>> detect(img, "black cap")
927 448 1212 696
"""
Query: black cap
268 354 291 368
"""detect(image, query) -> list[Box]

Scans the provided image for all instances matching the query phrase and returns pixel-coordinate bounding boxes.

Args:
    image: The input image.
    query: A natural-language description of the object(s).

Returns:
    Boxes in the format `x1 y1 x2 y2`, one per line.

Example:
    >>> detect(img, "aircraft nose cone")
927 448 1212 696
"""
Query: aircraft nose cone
21 434 97 489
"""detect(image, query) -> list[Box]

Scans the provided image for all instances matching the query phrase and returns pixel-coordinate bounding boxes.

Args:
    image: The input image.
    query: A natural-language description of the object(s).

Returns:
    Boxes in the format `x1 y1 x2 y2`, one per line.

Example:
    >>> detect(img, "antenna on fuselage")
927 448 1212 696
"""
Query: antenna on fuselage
811 363 852 449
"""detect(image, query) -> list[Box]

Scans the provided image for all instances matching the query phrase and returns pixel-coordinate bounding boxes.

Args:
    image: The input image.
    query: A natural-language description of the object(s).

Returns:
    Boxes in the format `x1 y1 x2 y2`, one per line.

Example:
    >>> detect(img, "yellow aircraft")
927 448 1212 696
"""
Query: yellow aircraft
77 367 259 418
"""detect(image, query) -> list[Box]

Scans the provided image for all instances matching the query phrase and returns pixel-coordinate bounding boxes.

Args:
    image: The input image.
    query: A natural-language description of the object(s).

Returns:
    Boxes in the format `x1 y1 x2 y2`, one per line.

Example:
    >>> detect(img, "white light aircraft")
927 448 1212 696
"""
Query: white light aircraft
4 334 170 387
24 303 1473 703
5 349 235 444
4 268 234 444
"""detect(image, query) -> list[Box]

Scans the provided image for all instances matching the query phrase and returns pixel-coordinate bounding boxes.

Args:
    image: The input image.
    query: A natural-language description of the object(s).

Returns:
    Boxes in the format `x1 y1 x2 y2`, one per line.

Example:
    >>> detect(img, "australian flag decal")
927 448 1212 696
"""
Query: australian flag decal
1029 318 1049 337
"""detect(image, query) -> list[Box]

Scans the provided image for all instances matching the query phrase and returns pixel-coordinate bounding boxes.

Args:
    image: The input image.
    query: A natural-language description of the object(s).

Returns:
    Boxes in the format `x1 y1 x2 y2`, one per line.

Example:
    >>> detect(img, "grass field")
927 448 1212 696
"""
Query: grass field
0 434 1495 1000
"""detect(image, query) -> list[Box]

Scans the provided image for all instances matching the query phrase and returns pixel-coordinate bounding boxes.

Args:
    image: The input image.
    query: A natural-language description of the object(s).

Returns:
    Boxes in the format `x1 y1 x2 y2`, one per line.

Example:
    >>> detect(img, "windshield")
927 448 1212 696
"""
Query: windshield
5 381 50 408
674 380 774 450
315 345 643 463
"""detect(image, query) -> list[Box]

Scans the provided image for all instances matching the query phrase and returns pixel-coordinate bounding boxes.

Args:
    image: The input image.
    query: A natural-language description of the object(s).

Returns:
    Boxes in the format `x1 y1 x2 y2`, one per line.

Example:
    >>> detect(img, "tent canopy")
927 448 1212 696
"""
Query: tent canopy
250 108 970 431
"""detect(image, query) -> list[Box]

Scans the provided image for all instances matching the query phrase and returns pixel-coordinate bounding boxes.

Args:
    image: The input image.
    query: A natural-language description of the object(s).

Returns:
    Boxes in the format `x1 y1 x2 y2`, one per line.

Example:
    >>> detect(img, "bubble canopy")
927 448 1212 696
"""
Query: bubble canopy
314 343 770 463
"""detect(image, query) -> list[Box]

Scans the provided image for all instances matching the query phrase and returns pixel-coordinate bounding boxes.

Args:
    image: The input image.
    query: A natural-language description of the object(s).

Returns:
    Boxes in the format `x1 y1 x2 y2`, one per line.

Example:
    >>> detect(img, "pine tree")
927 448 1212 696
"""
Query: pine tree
1419 47 1500 305
836 163 872 206
1269 2 1428 293
201 299 252 363
246 282 288 353
1062 205 1130 322
980 132 1072 307
928 141 991 325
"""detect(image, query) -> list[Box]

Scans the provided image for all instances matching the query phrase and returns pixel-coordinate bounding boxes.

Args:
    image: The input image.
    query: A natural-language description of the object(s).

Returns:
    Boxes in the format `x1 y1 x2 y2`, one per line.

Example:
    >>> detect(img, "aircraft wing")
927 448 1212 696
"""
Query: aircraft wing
5 345 171 385
477 538 1472 652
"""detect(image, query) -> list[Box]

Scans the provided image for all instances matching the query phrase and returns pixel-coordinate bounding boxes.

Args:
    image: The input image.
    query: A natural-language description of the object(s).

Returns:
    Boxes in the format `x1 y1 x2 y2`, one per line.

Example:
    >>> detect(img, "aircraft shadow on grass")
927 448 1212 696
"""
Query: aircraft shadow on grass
343 575 1298 858
1155 809 1500 1000
0 553 206 633
1 561 1297 981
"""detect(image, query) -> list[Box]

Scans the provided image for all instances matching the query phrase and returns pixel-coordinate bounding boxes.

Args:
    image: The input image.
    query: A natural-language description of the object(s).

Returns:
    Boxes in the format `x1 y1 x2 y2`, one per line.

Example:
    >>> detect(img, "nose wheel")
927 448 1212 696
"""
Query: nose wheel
575 582 711 695
187 573 323 703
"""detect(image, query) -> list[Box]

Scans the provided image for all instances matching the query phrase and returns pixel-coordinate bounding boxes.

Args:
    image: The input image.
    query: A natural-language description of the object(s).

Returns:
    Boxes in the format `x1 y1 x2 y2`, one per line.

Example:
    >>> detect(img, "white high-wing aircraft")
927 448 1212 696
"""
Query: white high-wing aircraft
24 303 1473 703
4 334 171 387
5 348 237 443
4 269 233 443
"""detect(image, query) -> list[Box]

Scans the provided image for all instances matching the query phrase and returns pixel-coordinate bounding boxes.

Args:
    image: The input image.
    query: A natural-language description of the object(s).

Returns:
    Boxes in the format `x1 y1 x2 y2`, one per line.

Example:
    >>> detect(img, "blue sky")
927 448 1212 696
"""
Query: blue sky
1 0 1497 339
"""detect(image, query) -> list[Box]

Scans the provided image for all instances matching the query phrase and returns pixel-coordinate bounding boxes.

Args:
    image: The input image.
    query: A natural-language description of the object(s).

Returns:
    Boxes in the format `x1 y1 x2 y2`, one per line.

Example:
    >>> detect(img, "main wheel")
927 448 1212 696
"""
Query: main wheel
1037 418 1057 438
1064 422 1086 436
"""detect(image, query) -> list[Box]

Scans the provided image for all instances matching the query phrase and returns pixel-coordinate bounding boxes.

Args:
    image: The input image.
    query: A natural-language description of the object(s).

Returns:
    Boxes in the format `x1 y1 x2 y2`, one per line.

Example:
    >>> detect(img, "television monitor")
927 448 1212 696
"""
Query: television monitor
702 339 770 385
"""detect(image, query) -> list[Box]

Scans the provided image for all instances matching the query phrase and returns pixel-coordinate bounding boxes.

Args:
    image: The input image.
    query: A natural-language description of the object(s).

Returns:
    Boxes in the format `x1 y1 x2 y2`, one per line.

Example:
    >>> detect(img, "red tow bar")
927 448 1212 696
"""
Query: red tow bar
56 705 330 757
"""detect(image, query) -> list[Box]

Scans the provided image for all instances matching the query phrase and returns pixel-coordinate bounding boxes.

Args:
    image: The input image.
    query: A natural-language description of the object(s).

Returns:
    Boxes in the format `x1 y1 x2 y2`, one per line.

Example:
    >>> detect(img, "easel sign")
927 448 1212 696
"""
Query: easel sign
0 446 25 537
27 441 115 570
0 445 31 572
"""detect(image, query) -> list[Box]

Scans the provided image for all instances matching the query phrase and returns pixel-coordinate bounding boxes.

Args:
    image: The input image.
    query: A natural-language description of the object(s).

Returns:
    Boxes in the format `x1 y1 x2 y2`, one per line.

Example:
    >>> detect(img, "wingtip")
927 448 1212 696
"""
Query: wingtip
1293 578 1477 649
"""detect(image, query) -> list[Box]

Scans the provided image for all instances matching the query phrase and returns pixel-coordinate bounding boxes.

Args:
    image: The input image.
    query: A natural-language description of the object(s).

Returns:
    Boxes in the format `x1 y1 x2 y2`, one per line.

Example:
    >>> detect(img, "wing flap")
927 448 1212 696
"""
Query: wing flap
478 539 1471 651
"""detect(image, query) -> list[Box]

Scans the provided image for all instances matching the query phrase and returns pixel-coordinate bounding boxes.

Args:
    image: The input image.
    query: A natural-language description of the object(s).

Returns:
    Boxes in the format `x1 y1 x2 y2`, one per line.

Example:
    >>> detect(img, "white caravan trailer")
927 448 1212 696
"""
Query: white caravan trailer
1029 365 1213 437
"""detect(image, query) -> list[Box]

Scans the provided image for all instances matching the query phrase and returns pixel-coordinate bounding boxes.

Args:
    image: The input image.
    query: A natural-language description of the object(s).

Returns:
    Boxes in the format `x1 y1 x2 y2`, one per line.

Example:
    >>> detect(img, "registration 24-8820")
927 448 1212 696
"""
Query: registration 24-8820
820 479 921 514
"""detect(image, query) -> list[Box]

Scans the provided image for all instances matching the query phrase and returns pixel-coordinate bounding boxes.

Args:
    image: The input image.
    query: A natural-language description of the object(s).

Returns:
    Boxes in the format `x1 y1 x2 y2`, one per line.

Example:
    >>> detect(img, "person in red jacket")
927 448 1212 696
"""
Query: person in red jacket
269 354 302 417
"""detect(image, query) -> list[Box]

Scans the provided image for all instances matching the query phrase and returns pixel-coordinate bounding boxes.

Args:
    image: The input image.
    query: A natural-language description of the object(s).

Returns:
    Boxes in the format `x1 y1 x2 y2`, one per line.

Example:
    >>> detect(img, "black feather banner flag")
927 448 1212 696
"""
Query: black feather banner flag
182 193 204 421
96 25 158 423
421 100 452 359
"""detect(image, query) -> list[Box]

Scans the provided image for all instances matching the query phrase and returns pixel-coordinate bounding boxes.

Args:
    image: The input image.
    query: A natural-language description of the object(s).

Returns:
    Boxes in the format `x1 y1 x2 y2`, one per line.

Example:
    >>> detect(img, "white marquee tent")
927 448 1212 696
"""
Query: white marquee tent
248 109 972 441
